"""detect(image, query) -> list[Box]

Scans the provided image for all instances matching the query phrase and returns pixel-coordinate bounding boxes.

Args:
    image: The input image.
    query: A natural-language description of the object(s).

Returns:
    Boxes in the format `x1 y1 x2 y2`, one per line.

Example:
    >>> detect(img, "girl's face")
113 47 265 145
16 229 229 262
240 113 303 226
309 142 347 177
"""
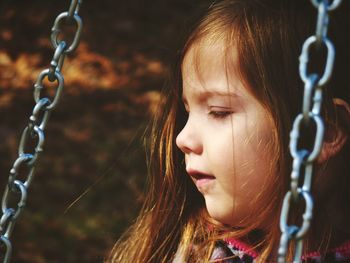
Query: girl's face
176 40 277 227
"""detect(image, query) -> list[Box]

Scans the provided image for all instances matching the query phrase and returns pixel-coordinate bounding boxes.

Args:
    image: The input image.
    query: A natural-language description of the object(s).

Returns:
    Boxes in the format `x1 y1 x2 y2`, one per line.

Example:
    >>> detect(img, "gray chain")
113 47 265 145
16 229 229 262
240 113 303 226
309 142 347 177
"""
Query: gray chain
278 1 342 262
0 1 83 261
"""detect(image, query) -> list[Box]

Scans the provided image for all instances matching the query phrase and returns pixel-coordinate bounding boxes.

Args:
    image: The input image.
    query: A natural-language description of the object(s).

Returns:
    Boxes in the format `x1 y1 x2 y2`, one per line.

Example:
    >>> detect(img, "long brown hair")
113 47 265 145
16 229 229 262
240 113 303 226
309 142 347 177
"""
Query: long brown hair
108 1 350 262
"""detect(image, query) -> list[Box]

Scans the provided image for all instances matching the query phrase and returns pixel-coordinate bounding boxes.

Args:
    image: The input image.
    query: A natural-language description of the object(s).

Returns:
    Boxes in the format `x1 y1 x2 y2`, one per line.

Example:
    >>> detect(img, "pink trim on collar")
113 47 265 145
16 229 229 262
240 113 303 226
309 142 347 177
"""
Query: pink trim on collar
301 251 321 260
330 240 350 253
301 241 350 260
224 239 350 260
223 238 259 259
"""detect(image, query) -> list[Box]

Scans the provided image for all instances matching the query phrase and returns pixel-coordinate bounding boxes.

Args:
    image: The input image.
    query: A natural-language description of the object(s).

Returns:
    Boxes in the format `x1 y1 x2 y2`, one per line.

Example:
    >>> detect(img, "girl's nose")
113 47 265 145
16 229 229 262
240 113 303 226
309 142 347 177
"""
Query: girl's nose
175 119 203 155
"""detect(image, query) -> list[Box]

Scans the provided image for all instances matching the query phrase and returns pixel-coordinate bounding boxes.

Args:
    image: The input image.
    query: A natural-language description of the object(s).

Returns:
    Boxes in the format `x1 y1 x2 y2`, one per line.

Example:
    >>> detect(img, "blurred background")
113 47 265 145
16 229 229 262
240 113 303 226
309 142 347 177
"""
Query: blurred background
0 0 211 262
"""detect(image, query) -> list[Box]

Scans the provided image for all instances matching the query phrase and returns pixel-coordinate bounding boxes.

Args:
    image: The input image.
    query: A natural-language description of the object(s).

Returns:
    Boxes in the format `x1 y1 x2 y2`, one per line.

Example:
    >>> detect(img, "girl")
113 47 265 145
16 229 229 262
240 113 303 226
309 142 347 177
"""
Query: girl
108 0 350 262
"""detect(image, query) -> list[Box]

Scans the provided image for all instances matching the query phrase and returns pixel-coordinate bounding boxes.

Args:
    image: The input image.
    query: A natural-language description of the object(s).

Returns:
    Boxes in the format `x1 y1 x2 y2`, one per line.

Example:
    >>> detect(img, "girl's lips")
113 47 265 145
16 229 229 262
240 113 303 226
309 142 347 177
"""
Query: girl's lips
186 170 216 189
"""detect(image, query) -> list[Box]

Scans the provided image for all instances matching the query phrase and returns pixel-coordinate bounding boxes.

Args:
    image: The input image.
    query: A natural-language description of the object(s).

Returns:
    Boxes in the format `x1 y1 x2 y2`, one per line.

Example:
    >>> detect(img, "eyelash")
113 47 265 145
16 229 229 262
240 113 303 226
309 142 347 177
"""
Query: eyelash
208 110 233 119
182 105 233 119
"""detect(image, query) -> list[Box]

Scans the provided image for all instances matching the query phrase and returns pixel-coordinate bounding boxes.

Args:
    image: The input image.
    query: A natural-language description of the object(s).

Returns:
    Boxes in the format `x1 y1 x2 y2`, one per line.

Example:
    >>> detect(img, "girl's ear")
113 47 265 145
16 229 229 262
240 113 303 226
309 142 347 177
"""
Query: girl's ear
317 98 350 163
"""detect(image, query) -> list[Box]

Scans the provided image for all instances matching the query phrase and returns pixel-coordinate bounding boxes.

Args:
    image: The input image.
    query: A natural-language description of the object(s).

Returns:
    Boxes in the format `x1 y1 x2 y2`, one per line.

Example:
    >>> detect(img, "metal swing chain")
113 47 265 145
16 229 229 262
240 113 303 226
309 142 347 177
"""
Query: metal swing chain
0 0 83 262
278 0 342 262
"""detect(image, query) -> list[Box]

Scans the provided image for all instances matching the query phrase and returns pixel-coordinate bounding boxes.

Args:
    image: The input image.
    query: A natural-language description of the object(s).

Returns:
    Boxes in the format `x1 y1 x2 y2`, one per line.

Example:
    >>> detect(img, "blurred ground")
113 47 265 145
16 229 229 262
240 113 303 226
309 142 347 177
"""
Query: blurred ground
0 0 211 262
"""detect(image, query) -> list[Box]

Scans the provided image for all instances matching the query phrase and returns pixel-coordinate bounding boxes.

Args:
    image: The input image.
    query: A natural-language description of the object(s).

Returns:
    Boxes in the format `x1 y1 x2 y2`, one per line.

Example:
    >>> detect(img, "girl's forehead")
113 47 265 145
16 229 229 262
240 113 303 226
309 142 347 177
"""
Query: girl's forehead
183 39 230 67
181 39 242 96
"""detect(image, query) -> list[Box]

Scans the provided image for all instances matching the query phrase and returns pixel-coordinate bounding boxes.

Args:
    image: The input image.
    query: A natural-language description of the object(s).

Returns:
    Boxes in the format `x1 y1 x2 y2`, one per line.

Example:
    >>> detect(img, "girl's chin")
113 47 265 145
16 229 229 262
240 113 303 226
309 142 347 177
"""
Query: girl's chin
204 200 253 227
205 203 237 225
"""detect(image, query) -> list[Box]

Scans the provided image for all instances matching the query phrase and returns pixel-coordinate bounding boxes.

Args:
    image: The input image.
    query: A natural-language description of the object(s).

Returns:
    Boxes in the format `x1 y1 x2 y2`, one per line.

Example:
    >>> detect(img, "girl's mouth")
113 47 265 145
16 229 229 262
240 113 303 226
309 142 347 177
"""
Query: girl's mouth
186 170 216 190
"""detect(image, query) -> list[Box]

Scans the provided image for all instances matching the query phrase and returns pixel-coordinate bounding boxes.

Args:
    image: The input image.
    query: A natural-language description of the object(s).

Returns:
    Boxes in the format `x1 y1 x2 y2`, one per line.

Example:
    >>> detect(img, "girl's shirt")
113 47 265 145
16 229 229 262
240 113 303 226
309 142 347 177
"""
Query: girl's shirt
210 238 350 263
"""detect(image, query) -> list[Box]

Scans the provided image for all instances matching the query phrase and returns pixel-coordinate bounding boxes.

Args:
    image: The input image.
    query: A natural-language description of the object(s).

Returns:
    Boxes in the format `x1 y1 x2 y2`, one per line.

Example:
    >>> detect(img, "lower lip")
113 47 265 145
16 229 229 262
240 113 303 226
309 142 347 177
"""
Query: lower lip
195 177 215 188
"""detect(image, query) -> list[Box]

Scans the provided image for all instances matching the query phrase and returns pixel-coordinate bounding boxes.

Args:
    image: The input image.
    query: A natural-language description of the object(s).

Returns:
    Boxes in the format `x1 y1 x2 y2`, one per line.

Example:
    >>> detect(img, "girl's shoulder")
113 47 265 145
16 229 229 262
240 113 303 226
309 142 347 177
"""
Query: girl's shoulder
211 238 350 263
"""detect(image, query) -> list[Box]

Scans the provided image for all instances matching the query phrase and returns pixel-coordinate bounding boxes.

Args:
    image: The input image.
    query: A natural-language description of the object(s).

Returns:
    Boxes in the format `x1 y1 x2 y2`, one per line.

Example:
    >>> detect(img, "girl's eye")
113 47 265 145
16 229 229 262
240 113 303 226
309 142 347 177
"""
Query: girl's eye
208 110 233 119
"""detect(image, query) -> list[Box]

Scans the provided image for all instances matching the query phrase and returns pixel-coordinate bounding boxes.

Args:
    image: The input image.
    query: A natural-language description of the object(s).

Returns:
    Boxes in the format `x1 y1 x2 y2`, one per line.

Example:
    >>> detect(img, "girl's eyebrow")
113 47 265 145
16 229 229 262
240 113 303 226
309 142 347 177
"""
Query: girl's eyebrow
182 90 241 104
200 90 241 98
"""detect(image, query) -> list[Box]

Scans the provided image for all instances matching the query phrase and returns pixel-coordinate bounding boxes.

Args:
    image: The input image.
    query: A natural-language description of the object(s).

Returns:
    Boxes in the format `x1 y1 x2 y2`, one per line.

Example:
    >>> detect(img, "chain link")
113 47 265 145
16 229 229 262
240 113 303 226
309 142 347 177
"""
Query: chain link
0 1 83 262
51 12 83 54
299 36 335 87
278 1 342 262
311 0 342 11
